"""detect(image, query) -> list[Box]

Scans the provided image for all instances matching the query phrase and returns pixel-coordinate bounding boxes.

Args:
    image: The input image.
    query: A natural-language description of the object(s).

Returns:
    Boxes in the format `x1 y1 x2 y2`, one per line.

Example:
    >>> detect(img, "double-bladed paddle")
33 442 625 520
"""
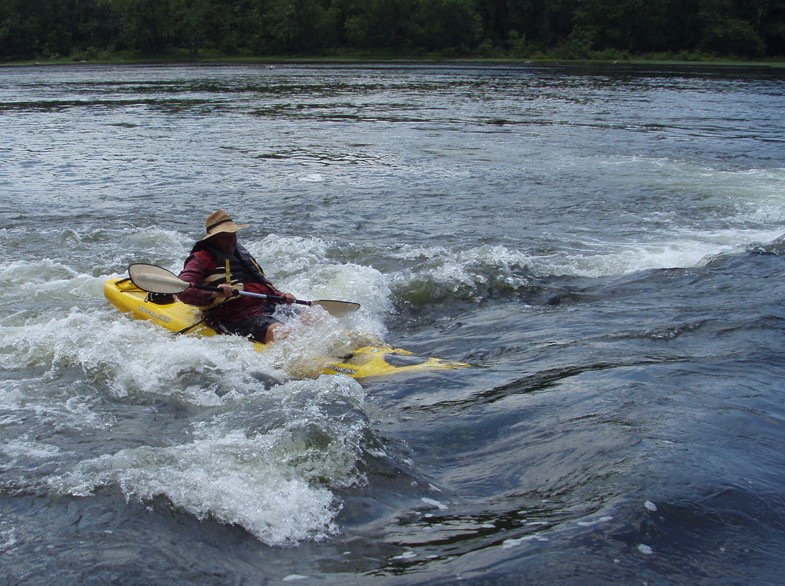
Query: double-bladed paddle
128 263 360 317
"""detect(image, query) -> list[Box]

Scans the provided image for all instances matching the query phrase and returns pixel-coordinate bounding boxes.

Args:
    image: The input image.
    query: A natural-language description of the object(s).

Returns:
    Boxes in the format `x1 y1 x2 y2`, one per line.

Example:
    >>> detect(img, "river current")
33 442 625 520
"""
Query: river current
1 63 785 584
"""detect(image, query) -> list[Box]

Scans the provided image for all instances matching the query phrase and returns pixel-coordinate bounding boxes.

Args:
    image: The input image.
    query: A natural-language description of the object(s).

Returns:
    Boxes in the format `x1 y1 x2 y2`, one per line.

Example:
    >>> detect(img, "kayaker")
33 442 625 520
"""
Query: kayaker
177 209 297 344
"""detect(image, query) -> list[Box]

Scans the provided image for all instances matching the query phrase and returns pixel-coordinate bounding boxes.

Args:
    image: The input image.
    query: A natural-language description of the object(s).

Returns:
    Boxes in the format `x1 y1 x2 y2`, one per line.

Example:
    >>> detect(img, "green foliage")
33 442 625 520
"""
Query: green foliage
0 0 782 61
697 0 768 57
572 0 670 53
417 0 481 53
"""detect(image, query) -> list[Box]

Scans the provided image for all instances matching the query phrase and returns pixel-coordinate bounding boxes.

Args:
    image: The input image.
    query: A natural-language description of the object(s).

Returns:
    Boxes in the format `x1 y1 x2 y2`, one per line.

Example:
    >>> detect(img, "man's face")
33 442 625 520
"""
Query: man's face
210 231 237 252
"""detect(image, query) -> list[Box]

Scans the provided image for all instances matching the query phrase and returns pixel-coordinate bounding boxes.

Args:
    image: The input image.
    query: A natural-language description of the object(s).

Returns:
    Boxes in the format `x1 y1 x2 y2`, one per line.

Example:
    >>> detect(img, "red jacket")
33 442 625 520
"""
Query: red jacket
177 247 285 323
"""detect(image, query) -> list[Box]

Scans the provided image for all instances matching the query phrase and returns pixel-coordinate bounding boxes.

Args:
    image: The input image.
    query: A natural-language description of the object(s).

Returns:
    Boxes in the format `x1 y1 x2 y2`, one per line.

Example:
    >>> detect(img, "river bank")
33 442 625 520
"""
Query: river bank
4 52 785 70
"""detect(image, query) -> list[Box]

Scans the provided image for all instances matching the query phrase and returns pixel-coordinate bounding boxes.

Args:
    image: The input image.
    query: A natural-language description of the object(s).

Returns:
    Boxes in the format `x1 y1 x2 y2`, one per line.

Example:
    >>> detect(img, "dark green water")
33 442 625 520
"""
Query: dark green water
1 63 785 584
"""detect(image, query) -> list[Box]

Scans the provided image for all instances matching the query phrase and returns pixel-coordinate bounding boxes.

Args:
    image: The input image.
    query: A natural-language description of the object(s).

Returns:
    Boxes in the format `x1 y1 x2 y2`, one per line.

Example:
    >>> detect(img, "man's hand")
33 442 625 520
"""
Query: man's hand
213 283 235 299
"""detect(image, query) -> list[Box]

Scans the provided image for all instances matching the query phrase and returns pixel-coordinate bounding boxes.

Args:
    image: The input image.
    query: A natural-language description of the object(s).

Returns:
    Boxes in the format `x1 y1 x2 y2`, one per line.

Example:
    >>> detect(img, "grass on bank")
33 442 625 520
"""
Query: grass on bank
3 47 785 68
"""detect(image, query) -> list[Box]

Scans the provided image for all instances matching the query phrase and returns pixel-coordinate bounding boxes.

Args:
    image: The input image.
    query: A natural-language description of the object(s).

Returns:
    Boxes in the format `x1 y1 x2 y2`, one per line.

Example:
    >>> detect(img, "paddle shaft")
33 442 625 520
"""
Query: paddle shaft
193 283 311 306
127 263 360 316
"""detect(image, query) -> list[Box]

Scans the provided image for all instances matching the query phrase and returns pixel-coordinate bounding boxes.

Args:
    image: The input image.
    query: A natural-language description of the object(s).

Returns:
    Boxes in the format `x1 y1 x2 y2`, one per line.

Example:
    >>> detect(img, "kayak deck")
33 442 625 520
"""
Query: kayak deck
104 277 469 380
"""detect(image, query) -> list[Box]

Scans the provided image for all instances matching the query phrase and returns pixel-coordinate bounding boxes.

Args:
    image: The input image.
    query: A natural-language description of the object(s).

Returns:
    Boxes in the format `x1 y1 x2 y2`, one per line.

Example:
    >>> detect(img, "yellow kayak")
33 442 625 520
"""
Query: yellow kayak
104 277 469 380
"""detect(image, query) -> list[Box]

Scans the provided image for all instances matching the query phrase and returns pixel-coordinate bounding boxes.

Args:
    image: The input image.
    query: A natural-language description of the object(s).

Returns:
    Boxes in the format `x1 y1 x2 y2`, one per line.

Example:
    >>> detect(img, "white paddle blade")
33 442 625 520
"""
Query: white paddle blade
128 263 189 294
312 300 360 317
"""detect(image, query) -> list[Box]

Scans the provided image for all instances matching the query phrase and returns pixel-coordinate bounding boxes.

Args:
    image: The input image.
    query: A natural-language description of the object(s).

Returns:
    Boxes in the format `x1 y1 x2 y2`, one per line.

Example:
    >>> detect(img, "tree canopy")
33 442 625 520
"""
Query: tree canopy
1 0 783 62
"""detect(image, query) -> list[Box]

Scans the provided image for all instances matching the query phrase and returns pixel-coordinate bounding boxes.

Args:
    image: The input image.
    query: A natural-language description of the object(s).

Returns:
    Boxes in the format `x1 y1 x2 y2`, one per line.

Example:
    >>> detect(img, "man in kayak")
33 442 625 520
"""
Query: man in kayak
177 209 297 344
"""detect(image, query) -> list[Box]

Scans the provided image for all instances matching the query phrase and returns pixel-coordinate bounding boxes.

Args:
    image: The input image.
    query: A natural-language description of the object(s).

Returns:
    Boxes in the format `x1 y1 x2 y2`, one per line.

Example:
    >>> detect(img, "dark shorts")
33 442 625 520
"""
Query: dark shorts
211 315 281 343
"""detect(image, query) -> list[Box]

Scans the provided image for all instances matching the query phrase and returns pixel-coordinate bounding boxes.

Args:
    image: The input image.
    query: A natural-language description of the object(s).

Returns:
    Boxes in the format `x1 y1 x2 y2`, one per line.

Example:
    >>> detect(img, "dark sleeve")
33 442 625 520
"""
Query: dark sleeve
177 251 217 306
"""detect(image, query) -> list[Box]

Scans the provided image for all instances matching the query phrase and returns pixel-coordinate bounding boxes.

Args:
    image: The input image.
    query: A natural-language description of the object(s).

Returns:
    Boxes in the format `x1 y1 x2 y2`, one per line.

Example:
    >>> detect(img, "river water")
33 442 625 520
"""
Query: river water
1 62 785 584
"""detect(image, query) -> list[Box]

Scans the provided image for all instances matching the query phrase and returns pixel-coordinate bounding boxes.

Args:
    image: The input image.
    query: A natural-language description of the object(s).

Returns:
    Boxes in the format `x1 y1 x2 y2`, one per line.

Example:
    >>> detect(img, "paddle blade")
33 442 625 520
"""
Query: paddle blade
128 263 189 294
311 299 360 317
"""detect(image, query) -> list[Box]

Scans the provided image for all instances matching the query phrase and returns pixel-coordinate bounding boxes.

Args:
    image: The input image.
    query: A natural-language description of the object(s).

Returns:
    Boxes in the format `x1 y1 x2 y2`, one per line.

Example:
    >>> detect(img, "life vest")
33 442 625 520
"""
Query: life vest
186 242 274 308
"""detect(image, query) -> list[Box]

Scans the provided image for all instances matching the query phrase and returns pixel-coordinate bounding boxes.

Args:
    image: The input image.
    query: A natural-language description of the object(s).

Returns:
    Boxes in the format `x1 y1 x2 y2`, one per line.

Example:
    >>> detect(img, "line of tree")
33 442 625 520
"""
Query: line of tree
1 0 784 62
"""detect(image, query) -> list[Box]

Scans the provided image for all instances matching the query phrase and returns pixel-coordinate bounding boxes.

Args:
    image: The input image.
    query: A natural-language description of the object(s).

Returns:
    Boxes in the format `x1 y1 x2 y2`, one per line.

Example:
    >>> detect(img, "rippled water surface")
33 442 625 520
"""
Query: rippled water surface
2 63 785 584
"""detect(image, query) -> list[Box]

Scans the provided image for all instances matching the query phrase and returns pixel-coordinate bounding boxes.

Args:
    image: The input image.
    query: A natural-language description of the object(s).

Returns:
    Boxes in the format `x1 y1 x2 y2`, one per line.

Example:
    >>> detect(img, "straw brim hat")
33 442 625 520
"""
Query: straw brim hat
200 209 249 241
